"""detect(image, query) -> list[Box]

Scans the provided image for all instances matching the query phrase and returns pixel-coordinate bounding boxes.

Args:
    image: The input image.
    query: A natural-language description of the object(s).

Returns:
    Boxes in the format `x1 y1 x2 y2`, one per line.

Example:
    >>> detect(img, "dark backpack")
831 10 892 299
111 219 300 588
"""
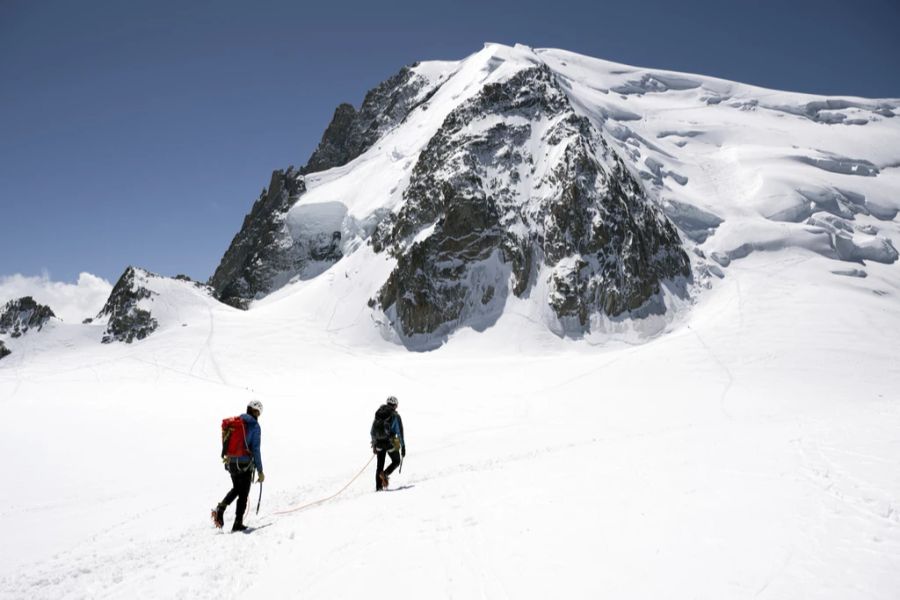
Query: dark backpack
372 406 394 442
221 415 249 460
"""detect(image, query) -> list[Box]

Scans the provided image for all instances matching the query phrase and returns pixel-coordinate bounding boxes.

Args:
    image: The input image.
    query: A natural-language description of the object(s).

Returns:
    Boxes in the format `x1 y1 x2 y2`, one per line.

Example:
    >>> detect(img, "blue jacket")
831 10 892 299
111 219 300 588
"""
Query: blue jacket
390 413 404 448
232 413 263 473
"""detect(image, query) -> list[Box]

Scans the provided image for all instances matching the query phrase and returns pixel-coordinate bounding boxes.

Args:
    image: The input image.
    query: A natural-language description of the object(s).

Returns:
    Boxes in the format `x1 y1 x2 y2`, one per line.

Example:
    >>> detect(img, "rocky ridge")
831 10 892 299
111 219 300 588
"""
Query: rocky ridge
209 168 308 308
302 64 442 173
0 296 56 338
209 64 446 308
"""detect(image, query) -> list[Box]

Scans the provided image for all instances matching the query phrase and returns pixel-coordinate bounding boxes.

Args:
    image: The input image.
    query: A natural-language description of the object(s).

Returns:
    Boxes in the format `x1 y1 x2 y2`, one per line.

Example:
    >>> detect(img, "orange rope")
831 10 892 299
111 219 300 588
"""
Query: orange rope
273 454 375 516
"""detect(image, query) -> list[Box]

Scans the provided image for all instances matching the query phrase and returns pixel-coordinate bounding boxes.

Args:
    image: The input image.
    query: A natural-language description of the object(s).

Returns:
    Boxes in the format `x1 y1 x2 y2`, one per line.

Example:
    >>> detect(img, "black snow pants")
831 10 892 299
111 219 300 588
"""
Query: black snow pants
221 462 253 524
375 447 401 490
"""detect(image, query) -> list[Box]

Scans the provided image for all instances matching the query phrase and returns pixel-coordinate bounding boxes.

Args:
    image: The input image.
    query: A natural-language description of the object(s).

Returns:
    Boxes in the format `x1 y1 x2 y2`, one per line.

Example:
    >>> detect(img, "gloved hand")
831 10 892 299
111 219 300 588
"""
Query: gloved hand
257 472 265 483
371 441 377 454
401 445 406 458
391 436 402 452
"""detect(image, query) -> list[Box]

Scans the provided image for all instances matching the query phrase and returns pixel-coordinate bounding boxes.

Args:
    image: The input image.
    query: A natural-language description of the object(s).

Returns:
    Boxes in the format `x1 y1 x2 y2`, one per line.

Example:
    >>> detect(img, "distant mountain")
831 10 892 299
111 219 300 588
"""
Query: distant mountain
0 296 57 360
203 43 898 348
96 266 223 344
0 296 56 338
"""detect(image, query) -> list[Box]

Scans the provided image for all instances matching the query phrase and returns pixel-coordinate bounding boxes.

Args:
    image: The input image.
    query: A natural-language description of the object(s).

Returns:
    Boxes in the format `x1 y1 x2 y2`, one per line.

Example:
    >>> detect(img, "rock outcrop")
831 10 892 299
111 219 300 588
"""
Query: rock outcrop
0 296 56 337
208 168 308 308
0 340 10 360
209 65 446 309
302 64 442 174
98 267 158 343
371 66 690 343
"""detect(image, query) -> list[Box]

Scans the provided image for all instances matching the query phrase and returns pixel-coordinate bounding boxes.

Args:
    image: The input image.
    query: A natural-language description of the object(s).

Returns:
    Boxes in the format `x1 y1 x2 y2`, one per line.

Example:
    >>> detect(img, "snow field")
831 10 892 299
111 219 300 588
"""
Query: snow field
2 248 899 599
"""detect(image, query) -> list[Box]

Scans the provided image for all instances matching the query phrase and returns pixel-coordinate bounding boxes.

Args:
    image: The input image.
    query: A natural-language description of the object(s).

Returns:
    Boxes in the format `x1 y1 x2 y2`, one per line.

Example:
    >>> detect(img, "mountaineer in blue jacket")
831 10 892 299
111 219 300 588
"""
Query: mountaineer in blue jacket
370 396 405 491
213 400 264 532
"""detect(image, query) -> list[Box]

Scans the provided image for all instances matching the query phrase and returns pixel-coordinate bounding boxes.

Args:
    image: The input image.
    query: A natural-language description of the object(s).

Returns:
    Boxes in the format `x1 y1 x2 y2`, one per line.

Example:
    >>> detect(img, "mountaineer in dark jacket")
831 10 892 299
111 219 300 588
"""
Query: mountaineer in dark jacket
370 396 405 491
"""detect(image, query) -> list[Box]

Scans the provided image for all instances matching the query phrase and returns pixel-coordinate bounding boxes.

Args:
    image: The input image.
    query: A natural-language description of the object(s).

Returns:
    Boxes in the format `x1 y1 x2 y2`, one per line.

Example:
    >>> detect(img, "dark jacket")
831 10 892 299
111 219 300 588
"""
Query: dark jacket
371 405 404 451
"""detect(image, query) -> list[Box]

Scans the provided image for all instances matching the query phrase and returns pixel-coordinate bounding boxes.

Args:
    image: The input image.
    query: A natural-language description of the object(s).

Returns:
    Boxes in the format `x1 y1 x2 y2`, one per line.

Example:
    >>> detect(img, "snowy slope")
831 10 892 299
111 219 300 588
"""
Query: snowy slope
2 248 898 599
537 47 899 262
262 42 899 347
1 44 899 599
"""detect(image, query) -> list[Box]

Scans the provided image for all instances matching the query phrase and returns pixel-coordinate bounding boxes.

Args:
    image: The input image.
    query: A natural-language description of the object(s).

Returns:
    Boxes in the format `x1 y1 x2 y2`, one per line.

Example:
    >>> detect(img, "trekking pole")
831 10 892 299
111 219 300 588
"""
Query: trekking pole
256 482 263 515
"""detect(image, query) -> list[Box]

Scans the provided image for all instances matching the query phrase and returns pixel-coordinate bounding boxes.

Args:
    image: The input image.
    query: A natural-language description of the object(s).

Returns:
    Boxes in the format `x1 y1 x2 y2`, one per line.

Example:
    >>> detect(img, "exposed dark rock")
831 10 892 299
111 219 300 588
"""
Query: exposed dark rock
98 267 158 343
371 66 690 343
175 273 220 292
302 64 442 174
543 156 690 320
377 189 506 337
209 65 449 309
208 168 309 308
302 103 358 174
0 296 56 337
0 340 9 360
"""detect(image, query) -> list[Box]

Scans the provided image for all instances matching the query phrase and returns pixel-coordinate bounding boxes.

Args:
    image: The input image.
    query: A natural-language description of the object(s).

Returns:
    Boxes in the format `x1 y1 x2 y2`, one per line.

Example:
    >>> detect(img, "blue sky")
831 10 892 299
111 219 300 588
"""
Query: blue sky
2 0 898 284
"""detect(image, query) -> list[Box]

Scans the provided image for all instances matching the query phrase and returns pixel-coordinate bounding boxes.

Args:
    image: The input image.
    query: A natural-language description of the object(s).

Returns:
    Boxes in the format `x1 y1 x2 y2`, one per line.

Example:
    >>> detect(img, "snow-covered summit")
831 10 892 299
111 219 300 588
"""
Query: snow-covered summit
209 42 899 349
97 266 228 343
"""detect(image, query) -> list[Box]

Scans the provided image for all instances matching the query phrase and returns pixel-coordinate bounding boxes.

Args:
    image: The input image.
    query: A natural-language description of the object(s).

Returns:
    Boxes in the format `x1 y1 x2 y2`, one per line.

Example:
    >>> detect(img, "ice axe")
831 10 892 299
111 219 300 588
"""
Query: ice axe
256 481 263 515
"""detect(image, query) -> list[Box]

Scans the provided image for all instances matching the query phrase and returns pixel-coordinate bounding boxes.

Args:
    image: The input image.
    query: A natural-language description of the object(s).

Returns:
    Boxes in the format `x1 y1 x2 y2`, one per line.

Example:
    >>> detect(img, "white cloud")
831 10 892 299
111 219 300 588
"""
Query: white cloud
0 272 113 323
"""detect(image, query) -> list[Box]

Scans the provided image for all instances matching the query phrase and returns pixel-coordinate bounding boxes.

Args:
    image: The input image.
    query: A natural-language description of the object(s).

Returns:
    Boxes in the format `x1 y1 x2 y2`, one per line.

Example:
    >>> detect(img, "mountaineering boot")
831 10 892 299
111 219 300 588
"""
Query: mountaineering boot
232 515 248 532
379 472 390 490
212 503 226 529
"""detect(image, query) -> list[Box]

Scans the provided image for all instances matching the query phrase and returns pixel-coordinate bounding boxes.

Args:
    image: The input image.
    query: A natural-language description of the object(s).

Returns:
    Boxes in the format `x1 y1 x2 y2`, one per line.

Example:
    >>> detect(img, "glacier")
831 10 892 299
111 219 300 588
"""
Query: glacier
1 43 899 599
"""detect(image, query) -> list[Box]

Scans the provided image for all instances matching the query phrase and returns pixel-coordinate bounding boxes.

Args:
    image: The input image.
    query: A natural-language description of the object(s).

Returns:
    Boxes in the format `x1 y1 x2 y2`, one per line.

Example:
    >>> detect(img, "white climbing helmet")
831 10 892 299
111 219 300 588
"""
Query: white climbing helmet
248 399 264 415
386 396 398 407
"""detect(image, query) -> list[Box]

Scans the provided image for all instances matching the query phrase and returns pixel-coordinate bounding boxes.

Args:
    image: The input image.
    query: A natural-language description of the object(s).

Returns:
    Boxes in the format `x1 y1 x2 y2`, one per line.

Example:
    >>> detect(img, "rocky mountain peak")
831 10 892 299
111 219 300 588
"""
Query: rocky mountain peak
370 64 690 346
208 55 692 346
302 63 438 174
97 266 159 343
210 63 447 309
0 296 56 338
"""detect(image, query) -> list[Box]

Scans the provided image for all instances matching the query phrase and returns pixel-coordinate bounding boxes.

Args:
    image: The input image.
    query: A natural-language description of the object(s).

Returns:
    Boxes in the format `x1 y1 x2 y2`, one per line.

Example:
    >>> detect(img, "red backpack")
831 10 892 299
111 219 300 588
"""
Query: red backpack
221 416 249 460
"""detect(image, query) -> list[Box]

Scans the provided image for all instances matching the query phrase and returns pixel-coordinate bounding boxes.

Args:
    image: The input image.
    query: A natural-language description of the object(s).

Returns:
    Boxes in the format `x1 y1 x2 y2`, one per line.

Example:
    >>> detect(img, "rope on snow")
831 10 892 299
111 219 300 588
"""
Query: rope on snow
272 454 375 516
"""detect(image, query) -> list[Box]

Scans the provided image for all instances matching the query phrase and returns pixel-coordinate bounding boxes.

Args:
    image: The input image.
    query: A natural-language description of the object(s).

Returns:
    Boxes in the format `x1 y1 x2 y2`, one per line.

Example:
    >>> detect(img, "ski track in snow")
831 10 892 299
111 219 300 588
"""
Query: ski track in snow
687 323 736 421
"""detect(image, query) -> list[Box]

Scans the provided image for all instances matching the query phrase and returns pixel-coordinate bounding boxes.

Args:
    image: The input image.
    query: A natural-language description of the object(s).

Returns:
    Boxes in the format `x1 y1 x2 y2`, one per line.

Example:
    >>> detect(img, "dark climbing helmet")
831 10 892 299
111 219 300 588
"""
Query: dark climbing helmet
386 396 398 407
